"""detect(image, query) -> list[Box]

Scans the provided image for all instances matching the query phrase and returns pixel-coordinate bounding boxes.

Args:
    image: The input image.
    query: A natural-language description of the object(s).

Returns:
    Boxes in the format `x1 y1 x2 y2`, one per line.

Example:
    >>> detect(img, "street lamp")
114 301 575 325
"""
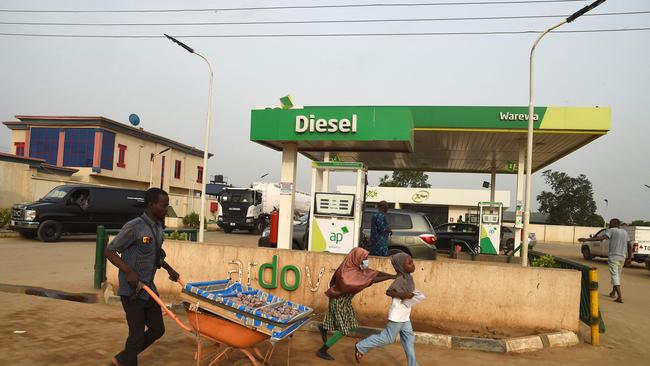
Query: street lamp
164 34 214 243
522 0 606 267
603 199 609 227
149 147 171 189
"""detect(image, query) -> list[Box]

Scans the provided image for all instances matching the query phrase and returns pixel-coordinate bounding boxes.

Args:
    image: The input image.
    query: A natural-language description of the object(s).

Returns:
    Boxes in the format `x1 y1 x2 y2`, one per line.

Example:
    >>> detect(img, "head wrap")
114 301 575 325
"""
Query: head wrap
325 248 379 298
386 253 415 294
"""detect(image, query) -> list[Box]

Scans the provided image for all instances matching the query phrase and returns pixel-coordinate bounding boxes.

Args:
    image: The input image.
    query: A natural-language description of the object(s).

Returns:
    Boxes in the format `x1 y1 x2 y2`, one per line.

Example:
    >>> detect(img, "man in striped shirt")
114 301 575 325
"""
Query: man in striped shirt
105 188 179 366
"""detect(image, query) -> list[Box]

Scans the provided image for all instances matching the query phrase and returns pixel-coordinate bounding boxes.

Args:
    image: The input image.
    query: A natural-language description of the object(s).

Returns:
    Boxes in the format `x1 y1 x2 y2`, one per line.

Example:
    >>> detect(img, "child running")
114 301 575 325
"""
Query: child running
316 247 396 361
354 252 420 366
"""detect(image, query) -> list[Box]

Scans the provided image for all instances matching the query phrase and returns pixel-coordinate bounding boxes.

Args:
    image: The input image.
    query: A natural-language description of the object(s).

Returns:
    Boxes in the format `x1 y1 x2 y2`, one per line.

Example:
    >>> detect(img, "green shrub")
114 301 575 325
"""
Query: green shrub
531 254 558 268
164 230 189 241
182 212 200 228
0 208 10 228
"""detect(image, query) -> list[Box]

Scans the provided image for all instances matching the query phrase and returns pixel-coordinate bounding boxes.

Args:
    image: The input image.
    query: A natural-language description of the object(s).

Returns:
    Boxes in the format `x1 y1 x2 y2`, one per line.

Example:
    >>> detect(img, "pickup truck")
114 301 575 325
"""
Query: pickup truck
581 226 650 264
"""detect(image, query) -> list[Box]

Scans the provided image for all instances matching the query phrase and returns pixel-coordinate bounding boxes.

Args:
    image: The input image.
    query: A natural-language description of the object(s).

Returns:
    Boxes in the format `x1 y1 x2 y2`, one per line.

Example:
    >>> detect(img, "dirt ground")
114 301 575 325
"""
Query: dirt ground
0 237 648 365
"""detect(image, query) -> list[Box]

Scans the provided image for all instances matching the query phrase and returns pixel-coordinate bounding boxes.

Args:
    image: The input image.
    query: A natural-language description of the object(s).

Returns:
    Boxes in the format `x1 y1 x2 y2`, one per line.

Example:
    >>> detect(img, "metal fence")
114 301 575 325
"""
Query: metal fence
529 250 605 334
93 225 198 289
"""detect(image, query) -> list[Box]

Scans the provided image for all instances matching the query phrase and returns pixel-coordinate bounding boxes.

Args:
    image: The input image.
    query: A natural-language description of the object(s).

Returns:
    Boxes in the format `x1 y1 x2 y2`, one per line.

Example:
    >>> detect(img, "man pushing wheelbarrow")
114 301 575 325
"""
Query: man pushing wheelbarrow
105 188 180 366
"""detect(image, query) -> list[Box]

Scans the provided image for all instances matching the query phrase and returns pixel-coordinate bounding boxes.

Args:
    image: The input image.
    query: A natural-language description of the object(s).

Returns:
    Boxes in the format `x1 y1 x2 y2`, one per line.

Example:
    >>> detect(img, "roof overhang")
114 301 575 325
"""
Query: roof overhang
251 106 610 174
3 115 212 159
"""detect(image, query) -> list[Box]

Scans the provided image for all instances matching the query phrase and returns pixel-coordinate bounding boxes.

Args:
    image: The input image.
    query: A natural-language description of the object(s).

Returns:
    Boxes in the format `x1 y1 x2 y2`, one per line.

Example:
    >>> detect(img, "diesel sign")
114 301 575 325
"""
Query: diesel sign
295 114 358 133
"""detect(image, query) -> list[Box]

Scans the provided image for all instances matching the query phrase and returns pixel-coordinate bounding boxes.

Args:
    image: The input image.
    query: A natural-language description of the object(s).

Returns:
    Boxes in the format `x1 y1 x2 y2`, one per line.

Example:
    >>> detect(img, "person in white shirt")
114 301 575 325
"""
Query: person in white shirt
354 253 419 366
579 218 632 303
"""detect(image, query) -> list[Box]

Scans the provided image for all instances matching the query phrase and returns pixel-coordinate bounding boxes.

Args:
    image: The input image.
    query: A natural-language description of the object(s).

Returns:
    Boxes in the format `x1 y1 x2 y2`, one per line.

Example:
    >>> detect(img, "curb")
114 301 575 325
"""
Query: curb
306 321 578 353
0 283 99 303
0 230 20 238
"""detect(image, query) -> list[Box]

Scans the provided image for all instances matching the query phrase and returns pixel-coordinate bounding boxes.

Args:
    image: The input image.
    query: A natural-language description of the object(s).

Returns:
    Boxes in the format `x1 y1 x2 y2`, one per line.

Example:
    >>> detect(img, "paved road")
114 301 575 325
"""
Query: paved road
536 243 650 362
0 231 259 293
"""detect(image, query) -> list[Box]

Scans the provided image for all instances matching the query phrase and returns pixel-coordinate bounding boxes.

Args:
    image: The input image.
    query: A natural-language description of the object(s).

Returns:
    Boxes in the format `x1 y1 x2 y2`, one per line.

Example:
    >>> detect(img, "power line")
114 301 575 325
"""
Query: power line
1 11 647 27
0 27 648 38
0 1 590 14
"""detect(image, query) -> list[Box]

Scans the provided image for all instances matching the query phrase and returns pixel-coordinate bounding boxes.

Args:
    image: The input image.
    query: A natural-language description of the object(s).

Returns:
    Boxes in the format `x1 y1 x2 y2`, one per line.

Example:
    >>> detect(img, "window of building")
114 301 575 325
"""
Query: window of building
197 166 204 183
63 128 95 167
117 144 127 168
174 160 182 179
14 142 25 157
29 128 59 165
101 131 116 170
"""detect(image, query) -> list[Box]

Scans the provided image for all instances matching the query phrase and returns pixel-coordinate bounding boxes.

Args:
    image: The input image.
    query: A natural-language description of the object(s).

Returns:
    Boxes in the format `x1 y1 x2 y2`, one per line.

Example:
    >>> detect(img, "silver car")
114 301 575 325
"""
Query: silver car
259 210 438 260
361 209 437 260
501 225 537 254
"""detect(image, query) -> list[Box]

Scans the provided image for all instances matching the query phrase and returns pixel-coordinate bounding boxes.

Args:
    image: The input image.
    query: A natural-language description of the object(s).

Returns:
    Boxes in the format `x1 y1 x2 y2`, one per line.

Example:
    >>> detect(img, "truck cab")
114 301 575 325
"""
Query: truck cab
217 188 264 233
581 226 650 264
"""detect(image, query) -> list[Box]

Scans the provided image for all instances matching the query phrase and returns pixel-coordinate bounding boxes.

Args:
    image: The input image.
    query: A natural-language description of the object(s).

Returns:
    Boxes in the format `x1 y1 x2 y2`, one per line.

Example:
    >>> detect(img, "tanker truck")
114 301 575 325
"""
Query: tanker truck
216 182 310 234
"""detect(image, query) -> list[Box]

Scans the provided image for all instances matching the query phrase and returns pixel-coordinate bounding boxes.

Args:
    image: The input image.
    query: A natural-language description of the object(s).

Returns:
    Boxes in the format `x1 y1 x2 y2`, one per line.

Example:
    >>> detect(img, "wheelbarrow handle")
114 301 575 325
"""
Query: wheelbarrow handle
140 283 193 333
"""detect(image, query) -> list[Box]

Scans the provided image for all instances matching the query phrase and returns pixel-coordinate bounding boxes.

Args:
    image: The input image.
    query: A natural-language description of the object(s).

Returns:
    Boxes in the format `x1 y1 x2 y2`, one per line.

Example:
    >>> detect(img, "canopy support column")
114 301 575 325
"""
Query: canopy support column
490 168 496 202
514 145 526 257
278 143 297 250
322 152 330 192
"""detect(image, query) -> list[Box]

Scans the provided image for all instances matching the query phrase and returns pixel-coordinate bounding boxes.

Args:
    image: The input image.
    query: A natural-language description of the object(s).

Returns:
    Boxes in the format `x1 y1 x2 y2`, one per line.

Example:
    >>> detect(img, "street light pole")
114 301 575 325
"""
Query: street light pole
164 34 214 243
522 0 606 267
603 199 609 227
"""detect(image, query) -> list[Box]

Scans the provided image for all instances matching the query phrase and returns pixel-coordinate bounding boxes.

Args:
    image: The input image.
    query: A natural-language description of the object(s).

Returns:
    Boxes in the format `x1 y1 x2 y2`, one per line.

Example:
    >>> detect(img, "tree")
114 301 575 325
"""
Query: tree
536 170 601 226
379 171 431 188
631 219 650 226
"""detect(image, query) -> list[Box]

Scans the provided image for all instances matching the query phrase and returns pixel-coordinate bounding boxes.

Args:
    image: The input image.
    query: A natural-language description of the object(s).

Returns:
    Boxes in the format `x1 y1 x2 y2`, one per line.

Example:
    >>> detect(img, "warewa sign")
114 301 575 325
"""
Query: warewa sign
410 106 548 130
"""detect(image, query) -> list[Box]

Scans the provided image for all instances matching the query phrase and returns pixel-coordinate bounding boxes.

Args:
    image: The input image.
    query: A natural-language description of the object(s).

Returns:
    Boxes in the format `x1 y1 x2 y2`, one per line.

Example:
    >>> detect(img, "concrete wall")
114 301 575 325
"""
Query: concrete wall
525 224 603 244
0 161 34 207
107 242 581 334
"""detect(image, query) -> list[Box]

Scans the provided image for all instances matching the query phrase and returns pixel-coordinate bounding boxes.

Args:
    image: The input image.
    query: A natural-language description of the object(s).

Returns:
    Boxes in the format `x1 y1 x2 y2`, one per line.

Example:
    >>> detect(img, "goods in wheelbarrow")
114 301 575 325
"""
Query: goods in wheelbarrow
139 280 282 366
180 279 313 341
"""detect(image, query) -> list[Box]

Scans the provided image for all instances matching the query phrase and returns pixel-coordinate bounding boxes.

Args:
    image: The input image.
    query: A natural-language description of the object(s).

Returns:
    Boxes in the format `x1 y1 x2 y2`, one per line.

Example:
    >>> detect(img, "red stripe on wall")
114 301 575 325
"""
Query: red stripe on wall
92 130 103 169
56 130 65 166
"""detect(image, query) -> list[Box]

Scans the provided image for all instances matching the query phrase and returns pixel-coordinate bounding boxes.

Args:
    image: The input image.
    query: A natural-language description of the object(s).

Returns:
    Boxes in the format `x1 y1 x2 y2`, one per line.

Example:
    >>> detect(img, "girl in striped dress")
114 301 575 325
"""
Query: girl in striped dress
316 247 396 361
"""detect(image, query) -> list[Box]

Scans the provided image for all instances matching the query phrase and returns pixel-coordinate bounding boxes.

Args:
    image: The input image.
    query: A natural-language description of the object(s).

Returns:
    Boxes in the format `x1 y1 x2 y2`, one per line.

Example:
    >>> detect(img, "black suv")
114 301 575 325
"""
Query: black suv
10 184 145 242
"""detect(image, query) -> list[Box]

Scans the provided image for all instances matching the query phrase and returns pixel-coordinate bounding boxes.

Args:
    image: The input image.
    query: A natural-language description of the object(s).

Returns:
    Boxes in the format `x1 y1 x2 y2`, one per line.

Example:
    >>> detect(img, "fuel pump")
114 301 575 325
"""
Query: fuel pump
478 201 503 255
307 161 366 254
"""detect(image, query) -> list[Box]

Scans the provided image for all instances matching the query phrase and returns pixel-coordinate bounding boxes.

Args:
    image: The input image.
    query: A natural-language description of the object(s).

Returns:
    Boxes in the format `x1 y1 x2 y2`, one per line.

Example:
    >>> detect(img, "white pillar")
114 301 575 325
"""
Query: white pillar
322 152 330 192
277 143 297 249
513 146 526 257
394 202 401 209
490 168 496 202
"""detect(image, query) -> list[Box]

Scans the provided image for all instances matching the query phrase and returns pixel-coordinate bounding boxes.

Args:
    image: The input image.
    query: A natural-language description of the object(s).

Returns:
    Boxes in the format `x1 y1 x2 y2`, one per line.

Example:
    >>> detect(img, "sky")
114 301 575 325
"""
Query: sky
0 0 648 222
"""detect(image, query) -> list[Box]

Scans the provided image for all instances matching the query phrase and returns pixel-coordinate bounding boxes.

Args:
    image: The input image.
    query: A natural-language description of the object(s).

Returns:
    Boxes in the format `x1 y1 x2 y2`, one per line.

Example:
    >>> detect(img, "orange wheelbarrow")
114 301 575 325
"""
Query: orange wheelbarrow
140 279 287 366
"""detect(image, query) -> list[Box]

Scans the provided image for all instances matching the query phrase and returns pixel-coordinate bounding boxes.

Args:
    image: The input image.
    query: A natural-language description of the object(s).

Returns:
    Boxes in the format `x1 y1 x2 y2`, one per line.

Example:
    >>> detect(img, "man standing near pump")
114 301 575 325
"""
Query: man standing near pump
579 218 632 303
